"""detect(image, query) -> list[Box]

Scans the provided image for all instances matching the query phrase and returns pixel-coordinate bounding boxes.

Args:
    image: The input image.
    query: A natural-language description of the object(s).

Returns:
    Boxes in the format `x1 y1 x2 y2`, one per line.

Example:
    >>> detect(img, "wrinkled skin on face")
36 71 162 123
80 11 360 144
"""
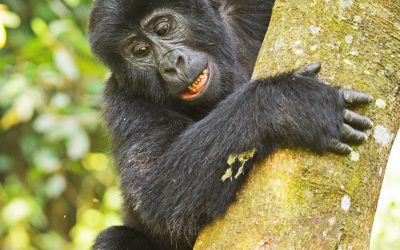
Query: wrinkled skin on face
90 0 243 111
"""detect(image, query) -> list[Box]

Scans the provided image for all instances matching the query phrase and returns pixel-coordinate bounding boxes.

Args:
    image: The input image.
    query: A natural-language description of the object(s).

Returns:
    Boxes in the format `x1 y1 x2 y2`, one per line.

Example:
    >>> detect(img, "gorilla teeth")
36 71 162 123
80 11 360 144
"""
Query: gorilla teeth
189 69 209 89
180 66 210 100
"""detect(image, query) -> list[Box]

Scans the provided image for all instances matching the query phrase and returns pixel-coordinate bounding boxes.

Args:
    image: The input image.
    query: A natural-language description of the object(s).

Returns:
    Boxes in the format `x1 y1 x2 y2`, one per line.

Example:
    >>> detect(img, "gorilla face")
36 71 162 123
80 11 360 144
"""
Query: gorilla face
120 11 221 103
89 0 237 106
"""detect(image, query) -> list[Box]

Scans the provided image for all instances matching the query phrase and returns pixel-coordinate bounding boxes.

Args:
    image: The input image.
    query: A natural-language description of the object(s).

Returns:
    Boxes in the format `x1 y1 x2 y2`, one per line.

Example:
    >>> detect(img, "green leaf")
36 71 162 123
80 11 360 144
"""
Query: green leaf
33 149 61 173
54 47 80 80
0 7 21 28
2 198 32 225
31 18 48 37
45 175 67 198
67 130 90 160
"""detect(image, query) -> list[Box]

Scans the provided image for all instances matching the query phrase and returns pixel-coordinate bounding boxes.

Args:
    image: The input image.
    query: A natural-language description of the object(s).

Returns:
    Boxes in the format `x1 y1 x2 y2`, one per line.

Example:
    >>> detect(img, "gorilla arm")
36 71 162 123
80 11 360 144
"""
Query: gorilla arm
102 65 372 244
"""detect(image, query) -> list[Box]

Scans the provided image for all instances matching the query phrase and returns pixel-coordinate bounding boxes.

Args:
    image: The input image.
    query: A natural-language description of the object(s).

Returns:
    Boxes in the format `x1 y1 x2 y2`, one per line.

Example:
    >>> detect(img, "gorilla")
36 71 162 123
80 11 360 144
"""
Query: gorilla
88 0 373 249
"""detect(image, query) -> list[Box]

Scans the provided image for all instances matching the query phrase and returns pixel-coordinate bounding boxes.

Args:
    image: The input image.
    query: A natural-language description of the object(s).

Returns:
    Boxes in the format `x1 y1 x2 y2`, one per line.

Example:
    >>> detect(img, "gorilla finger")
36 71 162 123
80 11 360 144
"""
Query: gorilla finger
295 62 322 77
340 89 373 105
343 109 373 130
340 124 368 143
328 139 352 155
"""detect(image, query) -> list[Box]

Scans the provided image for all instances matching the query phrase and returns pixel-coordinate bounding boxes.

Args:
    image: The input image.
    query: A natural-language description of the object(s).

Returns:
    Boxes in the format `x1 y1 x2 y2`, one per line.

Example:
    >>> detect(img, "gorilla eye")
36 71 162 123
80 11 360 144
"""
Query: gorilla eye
154 18 171 36
132 43 150 57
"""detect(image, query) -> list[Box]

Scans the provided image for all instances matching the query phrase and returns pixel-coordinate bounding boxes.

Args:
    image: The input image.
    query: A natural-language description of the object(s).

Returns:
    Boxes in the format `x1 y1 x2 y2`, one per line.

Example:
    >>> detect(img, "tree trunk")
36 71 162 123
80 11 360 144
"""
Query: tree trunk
195 0 400 249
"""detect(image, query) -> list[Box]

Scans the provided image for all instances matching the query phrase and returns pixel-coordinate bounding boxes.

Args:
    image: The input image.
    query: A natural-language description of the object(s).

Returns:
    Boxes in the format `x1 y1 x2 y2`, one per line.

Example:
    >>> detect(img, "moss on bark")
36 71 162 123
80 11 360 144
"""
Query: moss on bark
195 0 400 249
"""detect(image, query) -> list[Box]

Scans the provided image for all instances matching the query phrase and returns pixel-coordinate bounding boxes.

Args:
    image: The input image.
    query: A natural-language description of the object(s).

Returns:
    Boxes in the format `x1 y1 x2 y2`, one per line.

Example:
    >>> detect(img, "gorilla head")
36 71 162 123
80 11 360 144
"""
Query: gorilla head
89 0 238 107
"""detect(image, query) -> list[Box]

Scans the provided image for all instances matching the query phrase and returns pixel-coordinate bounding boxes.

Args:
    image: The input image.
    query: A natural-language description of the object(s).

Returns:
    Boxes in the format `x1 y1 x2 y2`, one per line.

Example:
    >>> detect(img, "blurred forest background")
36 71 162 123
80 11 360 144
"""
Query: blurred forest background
0 0 119 249
0 0 398 249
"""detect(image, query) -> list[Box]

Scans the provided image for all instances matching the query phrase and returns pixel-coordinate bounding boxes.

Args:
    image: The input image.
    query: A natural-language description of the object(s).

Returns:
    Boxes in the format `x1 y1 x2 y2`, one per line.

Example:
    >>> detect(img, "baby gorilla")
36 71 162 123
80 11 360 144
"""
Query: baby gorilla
89 0 373 249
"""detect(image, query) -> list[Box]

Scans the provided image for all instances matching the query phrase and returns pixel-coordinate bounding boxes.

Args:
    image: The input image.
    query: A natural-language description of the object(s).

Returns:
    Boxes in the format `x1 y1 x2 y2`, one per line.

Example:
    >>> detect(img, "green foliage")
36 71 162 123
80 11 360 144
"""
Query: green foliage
0 1 121 249
371 201 400 250
371 139 400 250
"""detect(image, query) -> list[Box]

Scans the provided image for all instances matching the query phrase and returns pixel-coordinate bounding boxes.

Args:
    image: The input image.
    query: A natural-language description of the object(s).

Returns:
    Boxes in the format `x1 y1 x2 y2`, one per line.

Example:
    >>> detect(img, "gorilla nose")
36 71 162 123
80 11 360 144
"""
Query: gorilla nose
159 51 187 83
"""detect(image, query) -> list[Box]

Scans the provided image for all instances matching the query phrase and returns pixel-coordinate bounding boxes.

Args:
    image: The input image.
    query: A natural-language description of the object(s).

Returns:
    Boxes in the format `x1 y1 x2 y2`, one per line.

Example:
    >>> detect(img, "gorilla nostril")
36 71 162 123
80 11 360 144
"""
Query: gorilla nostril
164 68 177 75
176 55 185 68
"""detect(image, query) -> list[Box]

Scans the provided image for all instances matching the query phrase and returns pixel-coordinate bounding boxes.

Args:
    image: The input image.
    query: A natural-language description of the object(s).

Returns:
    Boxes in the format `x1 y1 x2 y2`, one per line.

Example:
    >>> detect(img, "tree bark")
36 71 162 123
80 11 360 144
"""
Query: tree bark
195 0 400 249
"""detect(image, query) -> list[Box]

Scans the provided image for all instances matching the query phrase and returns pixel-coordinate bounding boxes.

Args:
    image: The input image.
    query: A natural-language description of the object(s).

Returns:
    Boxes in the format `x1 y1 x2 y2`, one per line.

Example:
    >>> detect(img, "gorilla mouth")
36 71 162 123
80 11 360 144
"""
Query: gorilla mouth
180 66 210 101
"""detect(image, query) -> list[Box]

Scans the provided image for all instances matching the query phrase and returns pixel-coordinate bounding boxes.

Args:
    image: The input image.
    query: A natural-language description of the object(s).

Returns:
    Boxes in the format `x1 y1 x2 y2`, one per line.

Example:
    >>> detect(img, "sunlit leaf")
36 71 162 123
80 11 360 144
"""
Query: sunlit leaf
0 75 29 104
103 188 122 210
70 226 97 250
0 4 21 49
1 109 21 130
33 149 61 173
15 96 35 121
3 224 30 249
50 92 71 108
67 129 90 160
31 18 48 36
81 209 102 227
15 90 43 122
34 232 66 250
33 114 57 133
103 214 122 227
2 198 32 225
26 198 48 228
64 0 81 8
38 68 63 87
49 19 73 37
0 22 6 49
46 117 80 141
82 153 108 171
45 175 67 198
0 4 21 28
54 47 80 81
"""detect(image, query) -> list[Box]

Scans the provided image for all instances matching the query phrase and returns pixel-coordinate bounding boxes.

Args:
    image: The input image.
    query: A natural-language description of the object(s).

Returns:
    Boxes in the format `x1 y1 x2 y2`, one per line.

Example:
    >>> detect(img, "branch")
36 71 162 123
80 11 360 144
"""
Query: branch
195 0 400 249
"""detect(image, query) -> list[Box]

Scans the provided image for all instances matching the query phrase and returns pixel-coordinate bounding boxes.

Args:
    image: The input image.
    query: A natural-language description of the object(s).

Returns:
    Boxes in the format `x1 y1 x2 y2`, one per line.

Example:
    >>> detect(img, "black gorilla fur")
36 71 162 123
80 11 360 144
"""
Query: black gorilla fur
89 0 372 249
